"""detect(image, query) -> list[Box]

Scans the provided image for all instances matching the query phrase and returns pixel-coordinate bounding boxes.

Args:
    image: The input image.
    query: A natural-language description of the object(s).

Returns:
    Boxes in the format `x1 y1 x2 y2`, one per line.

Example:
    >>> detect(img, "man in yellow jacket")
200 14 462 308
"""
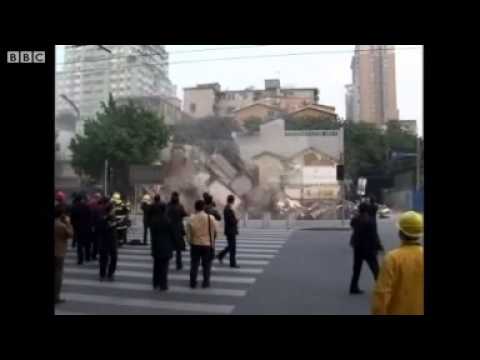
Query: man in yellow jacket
372 211 424 315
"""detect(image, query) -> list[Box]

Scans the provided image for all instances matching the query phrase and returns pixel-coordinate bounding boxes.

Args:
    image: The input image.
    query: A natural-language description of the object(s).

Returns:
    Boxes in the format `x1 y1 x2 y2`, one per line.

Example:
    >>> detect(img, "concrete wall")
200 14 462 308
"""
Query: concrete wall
236 119 342 165
253 155 284 186
183 88 216 118
218 91 256 115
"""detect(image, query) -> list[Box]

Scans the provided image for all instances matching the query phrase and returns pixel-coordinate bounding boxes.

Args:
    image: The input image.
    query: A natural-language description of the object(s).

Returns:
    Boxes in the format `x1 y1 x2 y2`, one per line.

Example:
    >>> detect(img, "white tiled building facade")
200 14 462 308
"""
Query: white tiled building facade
56 45 177 121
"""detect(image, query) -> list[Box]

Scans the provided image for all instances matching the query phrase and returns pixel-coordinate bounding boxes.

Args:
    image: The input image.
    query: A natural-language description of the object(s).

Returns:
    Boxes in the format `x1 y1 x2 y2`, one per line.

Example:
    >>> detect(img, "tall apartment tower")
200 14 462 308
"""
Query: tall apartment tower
345 45 399 124
56 45 177 122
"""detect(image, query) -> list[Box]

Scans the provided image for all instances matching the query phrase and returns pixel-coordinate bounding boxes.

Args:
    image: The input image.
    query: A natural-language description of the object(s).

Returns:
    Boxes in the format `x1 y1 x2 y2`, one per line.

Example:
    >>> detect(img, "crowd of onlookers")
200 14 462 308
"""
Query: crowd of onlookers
54 190 240 305
55 190 423 315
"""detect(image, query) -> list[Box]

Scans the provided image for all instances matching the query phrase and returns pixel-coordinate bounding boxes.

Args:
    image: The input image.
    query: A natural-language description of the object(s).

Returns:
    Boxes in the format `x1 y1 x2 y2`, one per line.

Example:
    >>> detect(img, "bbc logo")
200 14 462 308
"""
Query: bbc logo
7 51 45 63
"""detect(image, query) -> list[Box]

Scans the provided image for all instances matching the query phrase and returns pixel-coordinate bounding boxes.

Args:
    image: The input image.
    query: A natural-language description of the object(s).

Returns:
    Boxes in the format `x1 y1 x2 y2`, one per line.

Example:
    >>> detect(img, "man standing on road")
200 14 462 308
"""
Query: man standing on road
141 194 152 245
167 192 188 270
88 192 102 261
217 195 239 268
54 205 74 305
70 193 93 265
149 195 174 291
187 200 218 289
372 211 424 315
349 203 381 294
112 193 130 247
98 202 119 282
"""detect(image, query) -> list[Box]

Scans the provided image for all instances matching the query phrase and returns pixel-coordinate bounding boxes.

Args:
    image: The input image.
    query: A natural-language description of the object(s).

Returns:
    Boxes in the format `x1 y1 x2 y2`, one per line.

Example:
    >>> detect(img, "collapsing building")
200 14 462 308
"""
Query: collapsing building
234 118 344 219
131 143 253 215
130 117 343 220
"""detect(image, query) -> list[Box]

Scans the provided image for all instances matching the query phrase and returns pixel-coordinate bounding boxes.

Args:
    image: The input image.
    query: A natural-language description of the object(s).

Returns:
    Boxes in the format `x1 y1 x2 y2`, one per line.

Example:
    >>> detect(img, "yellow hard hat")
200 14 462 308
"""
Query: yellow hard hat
397 211 423 238
112 193 121 201
142 194 151 202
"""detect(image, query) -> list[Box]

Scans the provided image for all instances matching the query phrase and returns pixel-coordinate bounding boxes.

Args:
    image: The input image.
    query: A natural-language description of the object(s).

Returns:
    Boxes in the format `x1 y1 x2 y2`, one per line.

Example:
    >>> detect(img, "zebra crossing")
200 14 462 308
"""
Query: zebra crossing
55 228 291 315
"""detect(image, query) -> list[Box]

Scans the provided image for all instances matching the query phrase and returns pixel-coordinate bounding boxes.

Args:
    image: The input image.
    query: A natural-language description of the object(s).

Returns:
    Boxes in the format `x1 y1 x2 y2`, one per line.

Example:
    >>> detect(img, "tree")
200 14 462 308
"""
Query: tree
343 121 388 181
285 115 340 130
69 94 170 197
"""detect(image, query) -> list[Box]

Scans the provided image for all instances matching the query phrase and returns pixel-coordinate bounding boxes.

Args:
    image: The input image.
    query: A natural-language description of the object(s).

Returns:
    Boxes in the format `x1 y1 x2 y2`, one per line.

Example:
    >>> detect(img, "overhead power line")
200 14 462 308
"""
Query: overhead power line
56 45 271 66
56 46 422 77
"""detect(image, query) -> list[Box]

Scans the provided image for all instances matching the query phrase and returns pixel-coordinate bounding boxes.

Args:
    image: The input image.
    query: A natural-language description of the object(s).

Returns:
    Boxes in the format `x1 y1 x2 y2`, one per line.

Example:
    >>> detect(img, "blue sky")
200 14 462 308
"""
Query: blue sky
56 45 423 135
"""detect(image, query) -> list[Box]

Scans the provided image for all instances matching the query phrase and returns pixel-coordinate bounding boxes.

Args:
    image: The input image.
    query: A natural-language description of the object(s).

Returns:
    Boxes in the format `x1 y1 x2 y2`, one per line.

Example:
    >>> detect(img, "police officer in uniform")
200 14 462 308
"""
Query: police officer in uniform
98 201 119 281
112 193 131 247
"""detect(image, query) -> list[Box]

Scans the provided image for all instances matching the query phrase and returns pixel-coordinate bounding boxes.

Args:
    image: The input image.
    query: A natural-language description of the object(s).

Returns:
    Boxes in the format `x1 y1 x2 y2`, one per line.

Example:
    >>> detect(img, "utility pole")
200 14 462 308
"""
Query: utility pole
104 159 109 196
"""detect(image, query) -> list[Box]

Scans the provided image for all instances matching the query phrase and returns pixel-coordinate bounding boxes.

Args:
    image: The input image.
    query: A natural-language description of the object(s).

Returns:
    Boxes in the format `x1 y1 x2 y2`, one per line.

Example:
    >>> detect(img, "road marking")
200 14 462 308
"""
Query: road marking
64 254 269 266
66 253 274 260
181 253 275 259
61 292 234 314
64 267 256 284
121 241 286 248
54 310 87 315
115 248 279 254
63 278 247 297
64 260 264 274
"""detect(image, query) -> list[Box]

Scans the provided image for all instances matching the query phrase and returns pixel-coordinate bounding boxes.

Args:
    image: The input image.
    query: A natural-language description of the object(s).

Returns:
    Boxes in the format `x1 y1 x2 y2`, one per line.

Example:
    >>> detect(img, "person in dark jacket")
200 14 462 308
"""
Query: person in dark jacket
217 195 239 268
140 194 152 245
149 195 174 291
349 202 381 294
98 202 118 281
88 193 103 261
204 193 221 221
167 192 188 270
70 194 93 265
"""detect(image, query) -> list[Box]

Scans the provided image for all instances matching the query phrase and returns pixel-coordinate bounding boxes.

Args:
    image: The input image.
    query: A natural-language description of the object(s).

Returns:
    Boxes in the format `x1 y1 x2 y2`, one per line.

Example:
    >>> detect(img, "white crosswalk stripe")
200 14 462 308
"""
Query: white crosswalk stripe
55 228 291 315
64 260 264 274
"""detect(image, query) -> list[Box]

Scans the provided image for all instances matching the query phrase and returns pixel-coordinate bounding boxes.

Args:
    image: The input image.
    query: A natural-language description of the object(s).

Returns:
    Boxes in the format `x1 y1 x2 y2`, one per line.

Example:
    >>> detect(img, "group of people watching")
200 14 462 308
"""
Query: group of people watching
142 191 239 291
55 190 240 304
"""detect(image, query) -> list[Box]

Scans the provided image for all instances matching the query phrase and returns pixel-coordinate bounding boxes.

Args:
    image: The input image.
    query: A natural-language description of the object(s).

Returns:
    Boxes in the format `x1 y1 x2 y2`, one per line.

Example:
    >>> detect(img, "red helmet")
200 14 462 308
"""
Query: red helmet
55 191 66 202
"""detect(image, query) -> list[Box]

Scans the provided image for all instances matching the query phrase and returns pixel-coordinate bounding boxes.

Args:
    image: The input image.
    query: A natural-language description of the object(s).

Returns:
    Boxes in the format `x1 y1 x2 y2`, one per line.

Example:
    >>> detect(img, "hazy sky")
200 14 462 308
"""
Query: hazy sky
56 45 423 135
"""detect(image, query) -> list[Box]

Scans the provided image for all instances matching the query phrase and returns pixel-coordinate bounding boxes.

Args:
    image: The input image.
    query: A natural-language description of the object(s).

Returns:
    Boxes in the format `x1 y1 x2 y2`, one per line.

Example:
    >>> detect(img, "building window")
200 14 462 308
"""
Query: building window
190 103 196 113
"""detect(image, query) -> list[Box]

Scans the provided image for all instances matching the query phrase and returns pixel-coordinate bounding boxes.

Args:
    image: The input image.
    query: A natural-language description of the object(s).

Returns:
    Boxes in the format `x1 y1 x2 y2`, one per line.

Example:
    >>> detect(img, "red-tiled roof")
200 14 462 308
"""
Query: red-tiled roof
289 104 337 116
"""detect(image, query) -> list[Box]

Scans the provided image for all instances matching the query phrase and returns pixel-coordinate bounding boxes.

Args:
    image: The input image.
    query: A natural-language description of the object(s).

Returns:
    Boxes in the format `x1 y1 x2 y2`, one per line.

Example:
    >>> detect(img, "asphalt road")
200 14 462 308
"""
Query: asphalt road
56 216 402 315
233 217 401 315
